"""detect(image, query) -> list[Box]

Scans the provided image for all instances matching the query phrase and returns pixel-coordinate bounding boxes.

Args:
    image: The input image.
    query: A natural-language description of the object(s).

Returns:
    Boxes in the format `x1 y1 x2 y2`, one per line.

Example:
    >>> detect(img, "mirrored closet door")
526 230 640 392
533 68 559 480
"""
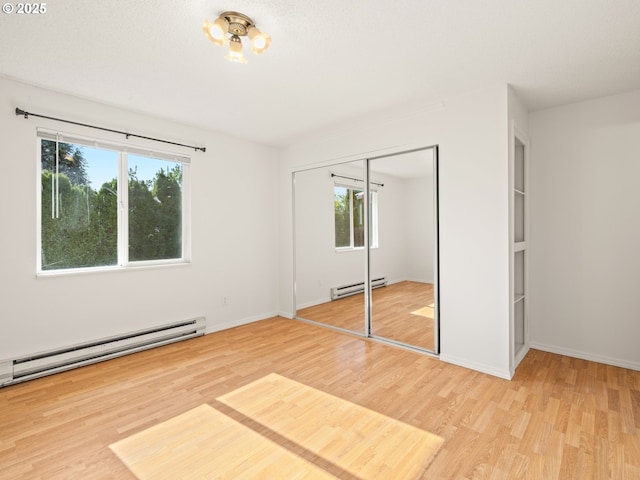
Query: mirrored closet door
293 160 366 335
293 147 439 354
368 148 438 352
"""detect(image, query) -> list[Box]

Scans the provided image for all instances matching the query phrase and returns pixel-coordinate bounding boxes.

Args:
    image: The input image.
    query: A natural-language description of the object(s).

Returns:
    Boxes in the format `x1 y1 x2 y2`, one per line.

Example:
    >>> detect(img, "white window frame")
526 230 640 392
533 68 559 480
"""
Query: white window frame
36 129 192 275
334 181 378 251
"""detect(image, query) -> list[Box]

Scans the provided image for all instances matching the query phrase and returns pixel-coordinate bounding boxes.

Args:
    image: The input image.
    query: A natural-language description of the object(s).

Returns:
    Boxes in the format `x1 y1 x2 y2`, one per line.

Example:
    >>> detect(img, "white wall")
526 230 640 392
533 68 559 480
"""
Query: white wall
279 85 512 378
508 86 530 134
404 175 435 283
369 171 414 285
0 76 279 360
529 89 640 370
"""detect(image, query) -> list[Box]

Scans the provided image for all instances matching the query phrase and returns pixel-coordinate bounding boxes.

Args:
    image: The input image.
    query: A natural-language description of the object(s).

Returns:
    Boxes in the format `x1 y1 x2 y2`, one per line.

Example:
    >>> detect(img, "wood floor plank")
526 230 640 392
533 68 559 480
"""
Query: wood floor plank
0 317 639 479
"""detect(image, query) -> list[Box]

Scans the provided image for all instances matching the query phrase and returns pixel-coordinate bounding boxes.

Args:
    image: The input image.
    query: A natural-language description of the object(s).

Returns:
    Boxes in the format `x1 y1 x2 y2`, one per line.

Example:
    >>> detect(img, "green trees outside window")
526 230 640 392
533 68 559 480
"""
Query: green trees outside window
40 138 187 272
334 186 352 248
334 185 377 250
128 155 182 262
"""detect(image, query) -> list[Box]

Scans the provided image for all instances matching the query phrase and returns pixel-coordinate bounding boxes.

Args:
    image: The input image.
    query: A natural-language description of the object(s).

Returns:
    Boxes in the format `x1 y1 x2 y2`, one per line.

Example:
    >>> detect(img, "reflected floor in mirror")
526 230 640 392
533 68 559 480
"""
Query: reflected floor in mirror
297 281 435 351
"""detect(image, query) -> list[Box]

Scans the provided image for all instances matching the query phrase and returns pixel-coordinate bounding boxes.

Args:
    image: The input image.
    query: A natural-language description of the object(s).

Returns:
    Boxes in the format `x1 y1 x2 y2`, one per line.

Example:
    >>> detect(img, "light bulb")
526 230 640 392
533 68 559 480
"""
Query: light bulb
247 26 271 54
224 35 248 64
210 17 227 40
202 17 228 47
253 36 266 50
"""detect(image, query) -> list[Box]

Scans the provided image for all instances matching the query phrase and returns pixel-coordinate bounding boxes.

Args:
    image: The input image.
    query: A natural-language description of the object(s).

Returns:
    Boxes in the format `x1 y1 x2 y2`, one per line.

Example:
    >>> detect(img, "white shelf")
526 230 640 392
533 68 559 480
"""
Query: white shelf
514 188 525 196
514 294 525 304
514 241 526 252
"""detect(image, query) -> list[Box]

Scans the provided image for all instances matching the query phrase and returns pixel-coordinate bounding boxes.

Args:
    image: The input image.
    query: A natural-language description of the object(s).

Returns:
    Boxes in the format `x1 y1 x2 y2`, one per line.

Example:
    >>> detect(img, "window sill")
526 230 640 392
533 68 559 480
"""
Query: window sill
334 246 379 253
36 260 191 278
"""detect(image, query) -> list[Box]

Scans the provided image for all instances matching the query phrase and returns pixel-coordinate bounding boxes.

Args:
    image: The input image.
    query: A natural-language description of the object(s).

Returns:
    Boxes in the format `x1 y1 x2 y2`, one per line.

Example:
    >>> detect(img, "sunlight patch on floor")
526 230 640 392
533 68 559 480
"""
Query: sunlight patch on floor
410 306 434 319
110 404 336 479
218 373 443 479
110 373 443 479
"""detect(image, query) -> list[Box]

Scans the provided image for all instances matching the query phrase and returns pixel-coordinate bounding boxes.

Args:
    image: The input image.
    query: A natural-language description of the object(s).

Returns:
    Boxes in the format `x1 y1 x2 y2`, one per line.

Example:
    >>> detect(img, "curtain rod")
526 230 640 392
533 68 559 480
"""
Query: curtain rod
15 108 206 153
331 173 384 187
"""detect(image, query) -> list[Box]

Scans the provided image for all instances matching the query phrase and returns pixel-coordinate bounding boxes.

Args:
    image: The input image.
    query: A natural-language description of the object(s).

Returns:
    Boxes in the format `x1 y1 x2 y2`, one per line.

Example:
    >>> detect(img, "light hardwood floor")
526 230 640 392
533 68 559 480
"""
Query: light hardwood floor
1 317 639 479
297 281 435 351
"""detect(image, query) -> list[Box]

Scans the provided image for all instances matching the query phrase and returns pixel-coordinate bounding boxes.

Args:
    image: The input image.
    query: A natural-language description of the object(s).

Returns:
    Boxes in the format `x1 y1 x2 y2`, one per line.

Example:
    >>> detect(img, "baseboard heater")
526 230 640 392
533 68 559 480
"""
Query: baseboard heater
330 276 387 300
0 317 205 387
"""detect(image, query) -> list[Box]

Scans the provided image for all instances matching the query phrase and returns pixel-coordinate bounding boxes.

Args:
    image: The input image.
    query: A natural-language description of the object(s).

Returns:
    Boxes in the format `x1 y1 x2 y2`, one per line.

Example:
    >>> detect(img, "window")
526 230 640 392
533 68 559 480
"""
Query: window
38 132 190 273
334 184 378 249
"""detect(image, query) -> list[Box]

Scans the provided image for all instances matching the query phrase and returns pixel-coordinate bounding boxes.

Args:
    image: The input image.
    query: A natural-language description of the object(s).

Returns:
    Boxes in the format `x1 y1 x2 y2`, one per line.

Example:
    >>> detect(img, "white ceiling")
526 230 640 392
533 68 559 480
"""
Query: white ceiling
1 0 639 147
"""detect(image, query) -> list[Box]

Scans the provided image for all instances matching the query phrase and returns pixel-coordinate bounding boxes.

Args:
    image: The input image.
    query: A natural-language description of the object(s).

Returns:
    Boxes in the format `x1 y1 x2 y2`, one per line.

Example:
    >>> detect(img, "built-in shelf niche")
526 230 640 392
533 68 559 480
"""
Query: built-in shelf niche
512 129 529 371
514 250 525 302
515 141 525 192
514 136 526 244
514 249 525 352
514 297 525 351
515 192 525 243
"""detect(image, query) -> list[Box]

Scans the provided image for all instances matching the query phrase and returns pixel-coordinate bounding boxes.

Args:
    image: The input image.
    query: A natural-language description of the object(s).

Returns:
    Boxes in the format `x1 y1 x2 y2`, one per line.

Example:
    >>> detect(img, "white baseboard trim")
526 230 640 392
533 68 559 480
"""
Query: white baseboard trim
295 298 331 310
205 312 278 335
530 342 640 371
277 311 294 319
404 277 434 284
440 353 512 380
387 278 433 285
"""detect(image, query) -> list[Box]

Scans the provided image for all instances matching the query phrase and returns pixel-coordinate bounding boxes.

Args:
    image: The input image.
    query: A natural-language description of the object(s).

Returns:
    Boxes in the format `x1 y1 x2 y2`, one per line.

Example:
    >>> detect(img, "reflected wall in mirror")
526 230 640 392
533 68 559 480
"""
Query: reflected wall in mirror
293 146 439 354
369 148 438 351
293 160 366 334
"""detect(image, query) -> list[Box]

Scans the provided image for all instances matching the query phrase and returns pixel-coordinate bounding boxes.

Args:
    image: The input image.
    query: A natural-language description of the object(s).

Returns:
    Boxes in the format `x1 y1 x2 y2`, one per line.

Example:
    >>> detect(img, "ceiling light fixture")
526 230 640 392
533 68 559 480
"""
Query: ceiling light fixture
203 11 271 64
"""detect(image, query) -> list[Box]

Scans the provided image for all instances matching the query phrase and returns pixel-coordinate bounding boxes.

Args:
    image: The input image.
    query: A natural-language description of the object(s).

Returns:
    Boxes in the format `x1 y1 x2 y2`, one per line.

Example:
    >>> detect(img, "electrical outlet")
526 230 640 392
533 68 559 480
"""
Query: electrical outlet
222 296 229 306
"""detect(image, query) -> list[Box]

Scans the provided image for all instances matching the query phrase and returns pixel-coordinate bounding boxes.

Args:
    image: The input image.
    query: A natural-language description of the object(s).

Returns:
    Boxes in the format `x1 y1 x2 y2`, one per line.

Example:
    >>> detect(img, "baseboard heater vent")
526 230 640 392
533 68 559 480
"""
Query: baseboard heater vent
0 317 206 387
330 276 387 300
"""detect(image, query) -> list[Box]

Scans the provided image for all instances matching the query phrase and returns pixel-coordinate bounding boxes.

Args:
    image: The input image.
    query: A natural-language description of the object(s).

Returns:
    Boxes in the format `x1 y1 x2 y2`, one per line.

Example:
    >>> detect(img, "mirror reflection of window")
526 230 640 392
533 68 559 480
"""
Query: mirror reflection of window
333 185 351 248
334 184 378 250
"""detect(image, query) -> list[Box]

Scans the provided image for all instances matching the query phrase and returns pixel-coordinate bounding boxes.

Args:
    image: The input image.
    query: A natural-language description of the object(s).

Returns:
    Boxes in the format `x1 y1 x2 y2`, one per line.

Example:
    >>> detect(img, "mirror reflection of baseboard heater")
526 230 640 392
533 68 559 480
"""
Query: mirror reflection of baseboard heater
330 276 387 300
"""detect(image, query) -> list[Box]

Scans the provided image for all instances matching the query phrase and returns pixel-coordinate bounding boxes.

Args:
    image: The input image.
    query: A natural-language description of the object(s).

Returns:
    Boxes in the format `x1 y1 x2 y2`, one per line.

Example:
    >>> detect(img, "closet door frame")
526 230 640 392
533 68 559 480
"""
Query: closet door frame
510 123 530 374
